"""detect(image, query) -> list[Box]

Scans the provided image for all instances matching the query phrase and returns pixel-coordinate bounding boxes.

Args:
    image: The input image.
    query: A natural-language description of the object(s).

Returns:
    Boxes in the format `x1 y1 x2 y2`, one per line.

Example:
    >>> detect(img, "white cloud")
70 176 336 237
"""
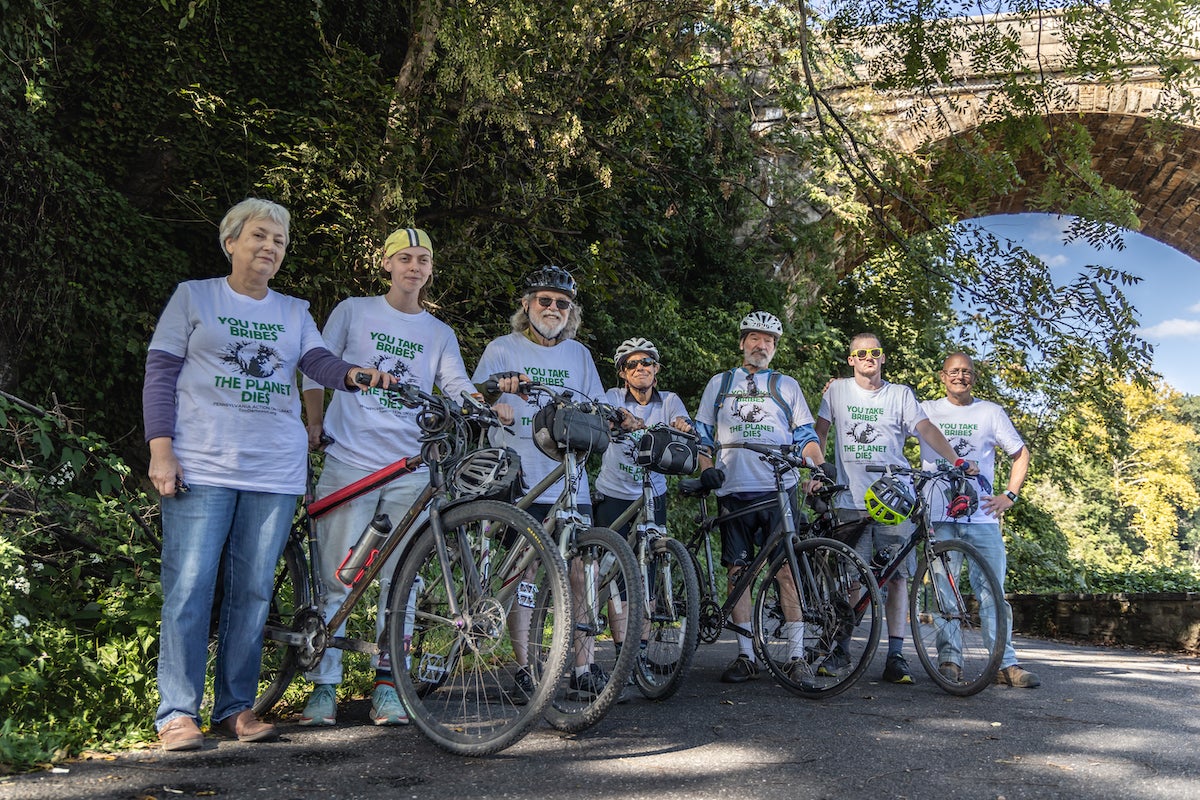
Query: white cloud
1188 301 1200 314
1036 253 1070 268
1140 318 1200 338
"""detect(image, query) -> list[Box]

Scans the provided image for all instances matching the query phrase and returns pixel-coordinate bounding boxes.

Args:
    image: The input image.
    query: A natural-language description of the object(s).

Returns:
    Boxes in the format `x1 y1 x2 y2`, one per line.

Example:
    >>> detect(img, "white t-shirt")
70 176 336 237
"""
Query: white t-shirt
303 296 476 472
594 388 690 501
695 367 814 496
919 396 1025 524
147 277 327 494
818 378 928 511
471 332 605 503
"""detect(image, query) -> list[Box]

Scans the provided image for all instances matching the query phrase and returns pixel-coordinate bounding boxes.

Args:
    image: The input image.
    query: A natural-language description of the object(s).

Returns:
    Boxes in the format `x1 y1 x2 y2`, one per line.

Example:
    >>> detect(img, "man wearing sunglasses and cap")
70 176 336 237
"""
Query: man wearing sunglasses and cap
472 264 616 700
693 311 831 684
815 332 973 686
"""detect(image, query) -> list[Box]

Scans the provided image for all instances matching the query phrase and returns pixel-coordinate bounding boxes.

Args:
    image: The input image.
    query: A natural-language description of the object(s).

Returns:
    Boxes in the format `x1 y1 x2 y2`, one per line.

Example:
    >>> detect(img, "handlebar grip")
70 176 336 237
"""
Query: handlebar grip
866 464 886 473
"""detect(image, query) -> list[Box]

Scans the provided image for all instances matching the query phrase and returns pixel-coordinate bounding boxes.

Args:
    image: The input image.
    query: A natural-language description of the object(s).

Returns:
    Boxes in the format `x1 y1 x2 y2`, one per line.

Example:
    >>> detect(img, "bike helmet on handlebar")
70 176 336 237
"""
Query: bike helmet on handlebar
863 472 915 525
739 311 783 340
524 265 577 299
945 475 979 519
613 337 660 370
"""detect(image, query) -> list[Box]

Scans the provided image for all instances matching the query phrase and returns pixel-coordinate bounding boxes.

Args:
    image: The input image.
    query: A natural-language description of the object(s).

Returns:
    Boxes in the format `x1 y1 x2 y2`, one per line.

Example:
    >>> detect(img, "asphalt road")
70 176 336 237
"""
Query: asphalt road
5 634 1200 800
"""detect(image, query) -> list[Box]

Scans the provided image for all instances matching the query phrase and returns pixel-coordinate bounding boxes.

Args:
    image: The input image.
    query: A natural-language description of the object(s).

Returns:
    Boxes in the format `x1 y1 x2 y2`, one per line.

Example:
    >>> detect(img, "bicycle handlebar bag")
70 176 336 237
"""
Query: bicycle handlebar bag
634 426 698 475
533 403 610 458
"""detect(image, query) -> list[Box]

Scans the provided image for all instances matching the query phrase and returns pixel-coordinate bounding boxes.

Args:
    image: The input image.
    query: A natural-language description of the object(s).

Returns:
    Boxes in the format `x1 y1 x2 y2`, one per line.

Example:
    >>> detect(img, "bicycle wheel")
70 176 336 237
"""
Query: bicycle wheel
634 536 700 701
389 500 570 756
541 526 644 733
754 536 881 699
910 538 1006 696
253 535 311 716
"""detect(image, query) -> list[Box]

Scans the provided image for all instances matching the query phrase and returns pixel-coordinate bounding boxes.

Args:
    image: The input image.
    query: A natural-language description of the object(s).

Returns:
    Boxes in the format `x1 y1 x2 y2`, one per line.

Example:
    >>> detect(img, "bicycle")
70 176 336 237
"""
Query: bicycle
851 463 1007 696
680 441 883 699
600 423 701 701
256 380 571 755
498 378 646 733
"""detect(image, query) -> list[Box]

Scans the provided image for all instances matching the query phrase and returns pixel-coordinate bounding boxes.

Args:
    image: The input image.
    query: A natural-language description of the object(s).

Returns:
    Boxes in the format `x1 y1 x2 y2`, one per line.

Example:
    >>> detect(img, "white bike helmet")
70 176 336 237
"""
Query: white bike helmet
613 337 660 369
739 311 783 339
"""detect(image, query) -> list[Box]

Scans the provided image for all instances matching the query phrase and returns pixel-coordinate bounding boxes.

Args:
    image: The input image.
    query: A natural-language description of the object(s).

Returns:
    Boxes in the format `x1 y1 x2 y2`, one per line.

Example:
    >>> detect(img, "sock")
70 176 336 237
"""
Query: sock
374 669 394 689
737 632 755 660
887 636 904 658
783 622 806 659
575 664 591 680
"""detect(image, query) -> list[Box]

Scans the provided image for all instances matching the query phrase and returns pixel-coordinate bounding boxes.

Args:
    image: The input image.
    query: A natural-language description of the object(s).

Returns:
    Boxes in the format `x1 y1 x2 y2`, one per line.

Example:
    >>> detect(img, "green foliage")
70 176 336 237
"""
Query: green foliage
0 394 162 771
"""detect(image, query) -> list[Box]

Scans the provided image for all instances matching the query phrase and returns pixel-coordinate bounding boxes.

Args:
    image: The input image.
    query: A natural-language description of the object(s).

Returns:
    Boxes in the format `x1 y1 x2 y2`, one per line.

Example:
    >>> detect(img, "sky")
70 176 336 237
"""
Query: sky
965 212 1200 396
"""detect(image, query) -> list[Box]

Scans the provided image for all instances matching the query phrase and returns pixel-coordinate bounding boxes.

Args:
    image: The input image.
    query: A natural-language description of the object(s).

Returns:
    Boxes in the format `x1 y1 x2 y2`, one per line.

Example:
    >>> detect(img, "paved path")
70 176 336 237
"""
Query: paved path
5 634 1200 800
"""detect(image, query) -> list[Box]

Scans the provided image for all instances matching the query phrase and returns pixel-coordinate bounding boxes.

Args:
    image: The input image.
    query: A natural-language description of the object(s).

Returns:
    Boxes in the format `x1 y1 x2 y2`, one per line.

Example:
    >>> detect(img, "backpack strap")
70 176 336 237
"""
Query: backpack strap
711 369 797 455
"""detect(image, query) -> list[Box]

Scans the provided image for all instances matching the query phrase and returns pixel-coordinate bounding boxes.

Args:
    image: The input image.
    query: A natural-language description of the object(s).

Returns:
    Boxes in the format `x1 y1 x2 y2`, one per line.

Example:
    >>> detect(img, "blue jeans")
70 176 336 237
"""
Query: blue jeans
305 457 427 684
932 521 1017 669
156 484 296 729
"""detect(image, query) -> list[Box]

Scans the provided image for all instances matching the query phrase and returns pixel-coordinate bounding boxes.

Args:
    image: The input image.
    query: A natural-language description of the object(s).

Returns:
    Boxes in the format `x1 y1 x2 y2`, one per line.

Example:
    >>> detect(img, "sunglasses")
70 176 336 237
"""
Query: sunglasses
534 296 572 310
623 357 658 369
849 347 883 359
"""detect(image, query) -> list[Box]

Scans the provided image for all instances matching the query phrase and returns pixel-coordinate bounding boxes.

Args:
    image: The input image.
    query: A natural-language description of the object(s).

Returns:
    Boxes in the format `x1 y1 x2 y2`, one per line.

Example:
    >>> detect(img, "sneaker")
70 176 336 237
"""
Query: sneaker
816 645 851 677
158 716 204 752
568 665 608 700
881 653 915 684
511 666 535 705
938 662 963 683
369 684 410 725
995 664 1041 688
720 654 760 684
298 684 337 727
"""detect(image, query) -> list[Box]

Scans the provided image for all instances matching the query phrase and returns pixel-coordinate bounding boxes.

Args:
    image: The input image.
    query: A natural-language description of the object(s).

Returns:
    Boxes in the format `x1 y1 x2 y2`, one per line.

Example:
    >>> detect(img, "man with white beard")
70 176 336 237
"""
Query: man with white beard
472 265 613 700
693 311 829 684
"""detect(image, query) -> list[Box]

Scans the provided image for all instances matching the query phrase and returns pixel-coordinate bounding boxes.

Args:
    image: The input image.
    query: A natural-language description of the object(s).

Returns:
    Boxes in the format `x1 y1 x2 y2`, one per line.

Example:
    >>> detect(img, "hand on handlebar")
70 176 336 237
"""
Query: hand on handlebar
350 368 395 391
700 467 725 491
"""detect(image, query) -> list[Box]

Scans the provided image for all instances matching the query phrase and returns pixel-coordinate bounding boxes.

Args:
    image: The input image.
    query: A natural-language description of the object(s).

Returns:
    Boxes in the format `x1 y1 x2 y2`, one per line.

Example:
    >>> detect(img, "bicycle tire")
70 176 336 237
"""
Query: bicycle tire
541 526 644 733
253 535 311 716
754 536 881 699
909 538 1006 696
634 536 700 701
388 500 570 756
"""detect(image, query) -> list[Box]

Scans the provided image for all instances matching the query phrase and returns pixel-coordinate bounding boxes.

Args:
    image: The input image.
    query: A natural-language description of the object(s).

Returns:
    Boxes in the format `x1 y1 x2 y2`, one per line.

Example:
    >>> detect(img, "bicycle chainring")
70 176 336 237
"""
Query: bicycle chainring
698 599 724 644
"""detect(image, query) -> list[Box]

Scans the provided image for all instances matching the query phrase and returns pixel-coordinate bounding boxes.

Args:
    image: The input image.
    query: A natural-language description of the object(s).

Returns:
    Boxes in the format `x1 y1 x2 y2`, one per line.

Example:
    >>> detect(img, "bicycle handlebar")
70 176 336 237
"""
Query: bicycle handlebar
484 374 627 427
865 462 993 494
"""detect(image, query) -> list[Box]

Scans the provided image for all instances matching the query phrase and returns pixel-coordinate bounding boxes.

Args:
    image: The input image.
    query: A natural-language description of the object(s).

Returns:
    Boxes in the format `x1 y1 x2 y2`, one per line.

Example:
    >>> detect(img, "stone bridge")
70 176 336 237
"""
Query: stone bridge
820 10 1200 260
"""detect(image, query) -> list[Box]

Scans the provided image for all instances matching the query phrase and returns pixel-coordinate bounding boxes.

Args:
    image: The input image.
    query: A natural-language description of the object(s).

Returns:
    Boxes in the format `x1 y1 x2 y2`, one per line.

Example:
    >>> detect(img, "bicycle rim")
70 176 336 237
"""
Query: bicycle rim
390 500 569 756
755 537 881 699
253 537 310 716
910 538 1006 696
542 526 644 733
634 537 700 701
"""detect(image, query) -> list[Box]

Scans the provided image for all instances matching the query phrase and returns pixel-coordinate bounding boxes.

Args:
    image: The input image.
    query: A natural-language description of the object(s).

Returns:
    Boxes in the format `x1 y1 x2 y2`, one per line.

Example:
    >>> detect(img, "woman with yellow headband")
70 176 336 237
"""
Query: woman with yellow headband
298 228 508 727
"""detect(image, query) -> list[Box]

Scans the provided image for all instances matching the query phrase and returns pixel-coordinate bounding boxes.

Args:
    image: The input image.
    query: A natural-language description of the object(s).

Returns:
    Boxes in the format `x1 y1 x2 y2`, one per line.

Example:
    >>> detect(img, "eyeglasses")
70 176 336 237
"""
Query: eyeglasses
849 347 883 359
944 368 974 378
534 296 572 310
623 357 658 369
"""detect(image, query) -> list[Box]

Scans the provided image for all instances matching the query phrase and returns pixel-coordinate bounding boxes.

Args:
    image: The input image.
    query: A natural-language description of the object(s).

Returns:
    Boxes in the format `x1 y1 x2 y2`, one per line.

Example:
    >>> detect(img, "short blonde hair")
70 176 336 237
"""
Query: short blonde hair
218 198 290 262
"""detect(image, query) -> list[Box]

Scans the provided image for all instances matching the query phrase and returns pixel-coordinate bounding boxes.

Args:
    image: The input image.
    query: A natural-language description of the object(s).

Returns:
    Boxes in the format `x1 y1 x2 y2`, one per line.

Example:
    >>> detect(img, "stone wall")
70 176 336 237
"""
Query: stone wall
1008 593 1200 654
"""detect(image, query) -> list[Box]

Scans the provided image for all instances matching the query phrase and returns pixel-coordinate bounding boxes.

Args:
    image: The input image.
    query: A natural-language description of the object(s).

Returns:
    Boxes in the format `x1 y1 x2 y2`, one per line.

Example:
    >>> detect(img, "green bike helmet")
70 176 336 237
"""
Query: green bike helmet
864 473 915 525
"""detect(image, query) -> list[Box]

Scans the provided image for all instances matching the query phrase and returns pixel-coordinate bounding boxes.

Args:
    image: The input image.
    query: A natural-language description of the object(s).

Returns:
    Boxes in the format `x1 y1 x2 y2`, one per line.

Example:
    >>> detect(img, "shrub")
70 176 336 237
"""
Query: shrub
0 393 161 772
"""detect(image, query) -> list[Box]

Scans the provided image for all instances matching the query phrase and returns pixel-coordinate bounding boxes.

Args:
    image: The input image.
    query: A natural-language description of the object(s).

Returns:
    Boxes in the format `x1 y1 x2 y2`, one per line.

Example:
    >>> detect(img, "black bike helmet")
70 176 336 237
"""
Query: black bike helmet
524 265 577 299
451 447 524 502
863 473 916 525
945 476 979 519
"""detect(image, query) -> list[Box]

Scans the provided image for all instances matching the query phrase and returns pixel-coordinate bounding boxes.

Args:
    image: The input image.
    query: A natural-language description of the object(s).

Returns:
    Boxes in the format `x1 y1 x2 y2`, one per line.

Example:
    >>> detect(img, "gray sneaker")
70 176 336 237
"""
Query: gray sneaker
369 684 410 725
298 684 337 727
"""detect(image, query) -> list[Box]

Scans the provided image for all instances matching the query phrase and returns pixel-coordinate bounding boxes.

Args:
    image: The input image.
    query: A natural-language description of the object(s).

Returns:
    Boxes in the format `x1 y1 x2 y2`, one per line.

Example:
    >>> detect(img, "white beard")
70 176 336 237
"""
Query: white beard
531 315 567 340
746 349 773 369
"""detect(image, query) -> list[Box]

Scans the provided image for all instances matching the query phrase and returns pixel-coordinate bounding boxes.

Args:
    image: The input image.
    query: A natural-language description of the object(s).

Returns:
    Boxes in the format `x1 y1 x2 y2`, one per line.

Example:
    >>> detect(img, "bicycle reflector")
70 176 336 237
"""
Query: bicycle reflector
863 473 915 525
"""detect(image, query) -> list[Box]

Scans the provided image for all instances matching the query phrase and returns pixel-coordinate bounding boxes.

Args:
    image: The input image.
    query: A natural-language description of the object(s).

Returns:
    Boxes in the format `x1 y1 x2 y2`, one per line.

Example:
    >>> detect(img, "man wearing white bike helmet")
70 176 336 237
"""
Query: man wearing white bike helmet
816 332 974 685
694 311 831 684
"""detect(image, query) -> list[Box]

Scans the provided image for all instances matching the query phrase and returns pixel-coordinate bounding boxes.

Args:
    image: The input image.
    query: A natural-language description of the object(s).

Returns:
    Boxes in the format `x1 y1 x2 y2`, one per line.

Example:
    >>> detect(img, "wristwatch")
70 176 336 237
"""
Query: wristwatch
1003 490 1018 503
